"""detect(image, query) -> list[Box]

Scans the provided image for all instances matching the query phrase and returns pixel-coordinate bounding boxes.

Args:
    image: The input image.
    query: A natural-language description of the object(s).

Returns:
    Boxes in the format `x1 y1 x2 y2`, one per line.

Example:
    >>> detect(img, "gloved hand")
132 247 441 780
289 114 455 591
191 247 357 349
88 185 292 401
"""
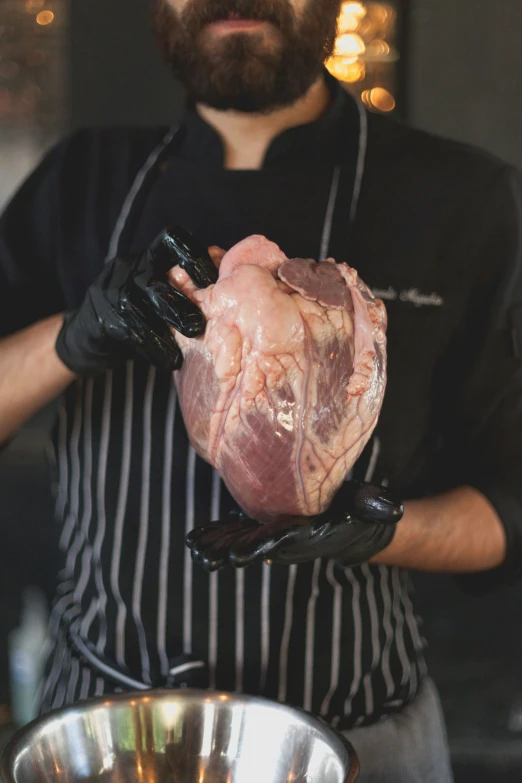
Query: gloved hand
55 225 218 375
186 480 403 572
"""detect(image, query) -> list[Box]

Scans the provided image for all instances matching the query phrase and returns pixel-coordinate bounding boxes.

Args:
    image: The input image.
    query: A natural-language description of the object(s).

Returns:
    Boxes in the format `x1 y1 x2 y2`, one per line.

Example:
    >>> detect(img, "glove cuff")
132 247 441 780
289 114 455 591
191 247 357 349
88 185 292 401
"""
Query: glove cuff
55 308 122 376
335 521 397 567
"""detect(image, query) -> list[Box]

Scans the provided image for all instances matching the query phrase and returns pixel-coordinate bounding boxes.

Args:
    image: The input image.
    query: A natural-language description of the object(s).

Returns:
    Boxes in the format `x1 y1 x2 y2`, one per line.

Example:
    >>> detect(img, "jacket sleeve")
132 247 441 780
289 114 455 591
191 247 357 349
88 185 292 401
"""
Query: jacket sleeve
0 126 152 338
434 164 522 591
0 137 74 337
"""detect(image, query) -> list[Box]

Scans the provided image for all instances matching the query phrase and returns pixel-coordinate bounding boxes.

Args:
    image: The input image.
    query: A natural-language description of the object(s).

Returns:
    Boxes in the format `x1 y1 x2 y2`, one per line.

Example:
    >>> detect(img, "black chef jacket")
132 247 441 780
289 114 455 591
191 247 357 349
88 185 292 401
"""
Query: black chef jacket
1 74 521 725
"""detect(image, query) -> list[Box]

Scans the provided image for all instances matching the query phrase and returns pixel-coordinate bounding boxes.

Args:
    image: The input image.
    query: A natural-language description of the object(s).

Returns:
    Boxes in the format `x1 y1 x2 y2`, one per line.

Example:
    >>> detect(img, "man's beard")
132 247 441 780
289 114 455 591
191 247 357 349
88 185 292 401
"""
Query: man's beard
152 0 342 113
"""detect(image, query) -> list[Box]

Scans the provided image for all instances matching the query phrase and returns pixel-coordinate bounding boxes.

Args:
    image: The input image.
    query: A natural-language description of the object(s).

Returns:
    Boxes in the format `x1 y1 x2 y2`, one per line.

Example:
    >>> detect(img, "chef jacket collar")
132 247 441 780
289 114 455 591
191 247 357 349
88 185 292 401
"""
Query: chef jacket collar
176 69 360 169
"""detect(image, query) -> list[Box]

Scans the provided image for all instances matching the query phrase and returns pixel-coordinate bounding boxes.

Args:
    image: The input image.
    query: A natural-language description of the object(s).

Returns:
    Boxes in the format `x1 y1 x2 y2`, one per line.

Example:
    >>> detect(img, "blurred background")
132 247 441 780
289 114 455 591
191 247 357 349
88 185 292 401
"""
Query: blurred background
0 1 521 781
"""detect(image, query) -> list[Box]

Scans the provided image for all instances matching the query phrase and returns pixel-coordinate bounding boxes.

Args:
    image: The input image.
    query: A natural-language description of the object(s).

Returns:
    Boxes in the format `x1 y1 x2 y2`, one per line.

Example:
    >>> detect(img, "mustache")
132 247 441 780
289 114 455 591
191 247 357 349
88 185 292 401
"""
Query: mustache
181 0 295 31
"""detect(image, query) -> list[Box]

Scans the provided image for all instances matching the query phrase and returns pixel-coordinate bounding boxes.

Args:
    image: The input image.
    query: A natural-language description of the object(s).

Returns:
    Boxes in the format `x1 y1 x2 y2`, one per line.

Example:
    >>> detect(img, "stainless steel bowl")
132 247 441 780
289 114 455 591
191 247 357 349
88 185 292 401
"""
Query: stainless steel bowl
1 689 359 783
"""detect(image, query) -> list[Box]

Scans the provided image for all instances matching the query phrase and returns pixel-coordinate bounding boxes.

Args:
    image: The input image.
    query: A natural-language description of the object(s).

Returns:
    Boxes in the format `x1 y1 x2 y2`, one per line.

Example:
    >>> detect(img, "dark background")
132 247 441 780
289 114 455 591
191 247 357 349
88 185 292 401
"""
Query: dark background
1 1 522 780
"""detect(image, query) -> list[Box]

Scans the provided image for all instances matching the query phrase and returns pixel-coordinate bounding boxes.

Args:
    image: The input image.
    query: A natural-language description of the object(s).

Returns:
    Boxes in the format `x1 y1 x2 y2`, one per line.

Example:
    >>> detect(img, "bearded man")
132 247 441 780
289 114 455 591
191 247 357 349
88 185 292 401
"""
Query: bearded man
1 2 521 781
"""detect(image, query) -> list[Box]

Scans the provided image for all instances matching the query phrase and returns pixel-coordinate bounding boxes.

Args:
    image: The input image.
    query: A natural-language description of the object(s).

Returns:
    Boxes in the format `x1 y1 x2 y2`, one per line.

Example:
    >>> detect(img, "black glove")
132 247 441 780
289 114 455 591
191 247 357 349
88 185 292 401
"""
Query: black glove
186 480 403 572
55 225 218 375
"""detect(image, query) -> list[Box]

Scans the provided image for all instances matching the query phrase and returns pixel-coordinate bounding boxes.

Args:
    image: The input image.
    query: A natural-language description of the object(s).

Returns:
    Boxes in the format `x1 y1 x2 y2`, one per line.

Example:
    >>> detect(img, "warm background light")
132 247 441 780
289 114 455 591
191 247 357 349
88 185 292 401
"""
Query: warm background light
326 1 398 112
342 2 367 19
338 2 366 33
361 86 396 112
366 39 390 59
325 57 366 84
369 86 395 111
335 32 366 58
36 9 54 25
0 0 65 127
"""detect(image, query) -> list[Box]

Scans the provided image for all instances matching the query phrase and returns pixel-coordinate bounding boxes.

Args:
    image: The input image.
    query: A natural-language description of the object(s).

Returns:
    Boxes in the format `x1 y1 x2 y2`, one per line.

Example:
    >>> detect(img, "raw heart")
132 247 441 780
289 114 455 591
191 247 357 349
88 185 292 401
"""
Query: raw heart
170 235 387 523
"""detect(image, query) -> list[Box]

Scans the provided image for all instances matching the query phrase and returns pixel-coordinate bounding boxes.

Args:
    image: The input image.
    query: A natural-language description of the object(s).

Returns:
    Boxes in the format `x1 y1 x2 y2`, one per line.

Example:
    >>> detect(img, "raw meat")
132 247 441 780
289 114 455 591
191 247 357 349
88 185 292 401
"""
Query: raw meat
170 235 387 523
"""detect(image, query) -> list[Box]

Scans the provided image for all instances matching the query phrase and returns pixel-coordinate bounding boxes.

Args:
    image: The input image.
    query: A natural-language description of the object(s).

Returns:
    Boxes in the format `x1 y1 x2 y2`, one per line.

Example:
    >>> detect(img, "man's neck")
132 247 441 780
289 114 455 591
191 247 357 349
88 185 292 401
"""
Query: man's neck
197 77 331 170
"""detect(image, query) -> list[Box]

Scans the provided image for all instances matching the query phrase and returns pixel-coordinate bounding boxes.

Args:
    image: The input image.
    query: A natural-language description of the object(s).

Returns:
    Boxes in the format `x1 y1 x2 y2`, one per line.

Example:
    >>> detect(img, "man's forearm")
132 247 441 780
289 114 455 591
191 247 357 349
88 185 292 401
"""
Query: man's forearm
0 315 76 444
370 486 507 572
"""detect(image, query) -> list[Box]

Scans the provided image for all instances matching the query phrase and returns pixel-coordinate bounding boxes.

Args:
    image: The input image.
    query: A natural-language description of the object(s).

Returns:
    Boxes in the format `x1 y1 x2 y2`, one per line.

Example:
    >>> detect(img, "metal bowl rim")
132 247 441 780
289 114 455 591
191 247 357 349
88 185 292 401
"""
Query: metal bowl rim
0 688 355 781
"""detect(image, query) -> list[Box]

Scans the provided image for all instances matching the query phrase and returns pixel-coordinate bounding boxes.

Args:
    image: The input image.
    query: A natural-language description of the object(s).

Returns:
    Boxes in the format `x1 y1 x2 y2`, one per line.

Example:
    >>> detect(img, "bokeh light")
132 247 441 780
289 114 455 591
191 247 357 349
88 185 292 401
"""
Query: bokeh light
327 2 398 113
325 57 366 83
361 87 396 112
341 2 367 18
365 39 390 58
338 2 366 33
36 10 54 26
25 0 45 11
335 33 366 58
